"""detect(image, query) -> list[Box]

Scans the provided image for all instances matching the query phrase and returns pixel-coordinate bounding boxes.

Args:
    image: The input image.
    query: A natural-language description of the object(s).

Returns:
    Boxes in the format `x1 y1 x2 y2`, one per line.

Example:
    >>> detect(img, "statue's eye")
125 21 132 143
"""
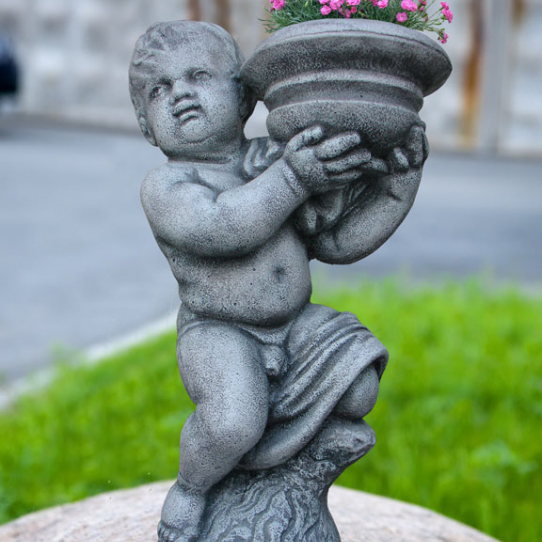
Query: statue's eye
192 70 211 81
149 81 171 99
149 86 162 99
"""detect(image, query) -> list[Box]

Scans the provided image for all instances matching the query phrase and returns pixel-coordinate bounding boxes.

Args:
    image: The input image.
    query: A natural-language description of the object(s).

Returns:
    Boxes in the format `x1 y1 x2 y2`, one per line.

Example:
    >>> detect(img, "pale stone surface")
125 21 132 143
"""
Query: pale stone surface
0 482 500 542
0 0 266 129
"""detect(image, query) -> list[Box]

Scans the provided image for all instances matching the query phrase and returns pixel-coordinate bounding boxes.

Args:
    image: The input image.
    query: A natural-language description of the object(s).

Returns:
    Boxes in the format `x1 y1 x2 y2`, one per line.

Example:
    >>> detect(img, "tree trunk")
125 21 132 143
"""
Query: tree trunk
215 0 230 31
188 0 202 21
198 418 376 542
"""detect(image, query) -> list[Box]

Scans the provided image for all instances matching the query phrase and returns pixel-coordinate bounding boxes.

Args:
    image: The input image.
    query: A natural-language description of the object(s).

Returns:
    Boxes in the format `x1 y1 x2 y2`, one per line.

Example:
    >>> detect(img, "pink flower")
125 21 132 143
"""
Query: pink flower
443 8 453 22
401 0 418 12
268 0 452 39
440 1 453 22
270 0 285 10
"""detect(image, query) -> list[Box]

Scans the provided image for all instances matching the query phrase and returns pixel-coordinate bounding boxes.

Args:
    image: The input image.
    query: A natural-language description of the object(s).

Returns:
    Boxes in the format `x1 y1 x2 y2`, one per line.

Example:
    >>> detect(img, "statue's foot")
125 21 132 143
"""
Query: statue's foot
158 479 206 542
157 521 193 542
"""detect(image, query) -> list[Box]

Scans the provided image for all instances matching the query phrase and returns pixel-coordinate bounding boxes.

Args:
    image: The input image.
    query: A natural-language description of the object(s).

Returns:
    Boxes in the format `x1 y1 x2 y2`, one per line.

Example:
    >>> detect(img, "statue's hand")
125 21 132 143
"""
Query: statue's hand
243 137 286 180
405 123 430 169
377 124 429 202
283 126 371 195
304 125 429 265
387 124 428 175
355 124 428 180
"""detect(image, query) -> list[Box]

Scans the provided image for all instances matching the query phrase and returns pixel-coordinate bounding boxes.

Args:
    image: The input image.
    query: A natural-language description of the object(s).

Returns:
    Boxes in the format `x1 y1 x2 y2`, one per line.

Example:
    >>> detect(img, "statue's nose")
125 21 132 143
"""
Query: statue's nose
170 80 194 104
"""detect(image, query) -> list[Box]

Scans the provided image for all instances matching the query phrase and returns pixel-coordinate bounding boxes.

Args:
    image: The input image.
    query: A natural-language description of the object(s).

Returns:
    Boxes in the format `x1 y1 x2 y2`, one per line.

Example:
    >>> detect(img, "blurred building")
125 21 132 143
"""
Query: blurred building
0 0 540 155
0 0 265 127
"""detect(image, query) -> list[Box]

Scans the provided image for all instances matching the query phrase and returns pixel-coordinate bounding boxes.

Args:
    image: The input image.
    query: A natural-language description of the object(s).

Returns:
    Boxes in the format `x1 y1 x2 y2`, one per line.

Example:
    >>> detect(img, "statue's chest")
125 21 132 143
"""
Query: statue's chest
194 168 246 194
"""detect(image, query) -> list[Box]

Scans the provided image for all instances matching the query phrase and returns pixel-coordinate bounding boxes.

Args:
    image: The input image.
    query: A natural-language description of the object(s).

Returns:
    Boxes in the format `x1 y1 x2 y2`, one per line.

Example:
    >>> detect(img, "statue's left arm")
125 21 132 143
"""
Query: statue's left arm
305 125 428 265
243 137 285 180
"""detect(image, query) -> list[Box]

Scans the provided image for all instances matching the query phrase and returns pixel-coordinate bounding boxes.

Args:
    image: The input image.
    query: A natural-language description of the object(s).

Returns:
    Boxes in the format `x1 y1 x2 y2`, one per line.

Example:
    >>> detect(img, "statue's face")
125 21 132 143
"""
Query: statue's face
143 41 243 159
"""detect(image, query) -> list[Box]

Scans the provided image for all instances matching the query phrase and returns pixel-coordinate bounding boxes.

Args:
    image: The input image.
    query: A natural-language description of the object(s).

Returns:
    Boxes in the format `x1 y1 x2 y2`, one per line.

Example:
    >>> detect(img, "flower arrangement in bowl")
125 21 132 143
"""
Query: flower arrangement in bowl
267 0 454 44
241 1 453 156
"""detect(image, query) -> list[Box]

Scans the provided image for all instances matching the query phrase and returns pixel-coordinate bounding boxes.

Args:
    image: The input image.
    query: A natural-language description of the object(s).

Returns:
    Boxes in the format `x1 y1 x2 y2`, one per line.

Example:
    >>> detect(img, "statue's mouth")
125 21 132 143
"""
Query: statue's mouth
173 102 201 122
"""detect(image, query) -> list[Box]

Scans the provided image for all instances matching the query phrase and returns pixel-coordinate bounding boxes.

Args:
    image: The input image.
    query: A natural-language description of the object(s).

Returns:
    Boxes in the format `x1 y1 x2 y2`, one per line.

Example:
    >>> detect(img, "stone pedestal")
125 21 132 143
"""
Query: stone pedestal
0 481 500 542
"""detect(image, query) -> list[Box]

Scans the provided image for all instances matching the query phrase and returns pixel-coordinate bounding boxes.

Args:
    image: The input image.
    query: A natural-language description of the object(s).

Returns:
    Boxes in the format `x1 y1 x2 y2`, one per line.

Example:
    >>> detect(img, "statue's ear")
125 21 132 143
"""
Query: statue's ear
238 81 257 124
139 116 157 147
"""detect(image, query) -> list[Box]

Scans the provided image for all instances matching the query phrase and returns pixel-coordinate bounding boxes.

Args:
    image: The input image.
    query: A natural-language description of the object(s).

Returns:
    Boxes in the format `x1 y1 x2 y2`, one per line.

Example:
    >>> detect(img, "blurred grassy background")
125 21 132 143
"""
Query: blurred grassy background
0 279 540 542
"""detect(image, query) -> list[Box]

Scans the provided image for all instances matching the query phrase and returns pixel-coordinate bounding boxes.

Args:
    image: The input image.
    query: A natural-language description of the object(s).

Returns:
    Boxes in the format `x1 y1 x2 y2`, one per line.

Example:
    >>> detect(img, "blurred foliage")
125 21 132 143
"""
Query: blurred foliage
0 279 540 542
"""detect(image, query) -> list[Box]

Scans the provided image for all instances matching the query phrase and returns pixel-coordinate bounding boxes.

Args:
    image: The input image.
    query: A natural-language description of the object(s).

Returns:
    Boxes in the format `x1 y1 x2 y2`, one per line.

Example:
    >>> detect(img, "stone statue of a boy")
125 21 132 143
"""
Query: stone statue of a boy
130 20 426 542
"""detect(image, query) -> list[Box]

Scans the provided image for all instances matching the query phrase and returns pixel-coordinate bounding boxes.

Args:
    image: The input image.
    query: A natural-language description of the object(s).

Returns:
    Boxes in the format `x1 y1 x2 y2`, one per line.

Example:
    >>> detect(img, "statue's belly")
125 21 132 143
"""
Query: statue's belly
174 226 312 326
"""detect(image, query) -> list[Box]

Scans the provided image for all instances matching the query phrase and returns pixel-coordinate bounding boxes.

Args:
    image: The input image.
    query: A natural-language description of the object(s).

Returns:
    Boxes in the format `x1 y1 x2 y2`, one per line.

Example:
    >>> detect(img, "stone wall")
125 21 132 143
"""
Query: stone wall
0 0 540 154
0 0 266 128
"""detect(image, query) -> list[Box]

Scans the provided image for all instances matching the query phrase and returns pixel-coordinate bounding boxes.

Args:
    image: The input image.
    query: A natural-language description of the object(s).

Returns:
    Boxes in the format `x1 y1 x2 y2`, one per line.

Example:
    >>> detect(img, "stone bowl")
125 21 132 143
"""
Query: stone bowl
241 19 452 156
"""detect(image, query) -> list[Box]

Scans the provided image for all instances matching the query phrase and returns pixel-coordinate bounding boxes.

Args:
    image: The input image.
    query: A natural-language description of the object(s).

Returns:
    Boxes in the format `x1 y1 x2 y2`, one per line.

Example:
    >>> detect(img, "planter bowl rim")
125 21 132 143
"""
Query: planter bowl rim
258 18 448 54
242 19 452 97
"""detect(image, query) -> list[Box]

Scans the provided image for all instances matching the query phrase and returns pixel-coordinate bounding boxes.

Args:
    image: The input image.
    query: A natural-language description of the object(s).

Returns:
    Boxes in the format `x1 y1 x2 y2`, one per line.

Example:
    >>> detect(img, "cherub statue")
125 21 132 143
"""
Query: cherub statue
129 20 427 542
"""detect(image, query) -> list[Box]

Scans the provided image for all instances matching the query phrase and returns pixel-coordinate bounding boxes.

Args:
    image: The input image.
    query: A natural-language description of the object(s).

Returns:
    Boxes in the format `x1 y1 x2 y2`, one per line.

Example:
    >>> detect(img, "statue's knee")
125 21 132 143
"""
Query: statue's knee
205 403 267 455
334 364 380 420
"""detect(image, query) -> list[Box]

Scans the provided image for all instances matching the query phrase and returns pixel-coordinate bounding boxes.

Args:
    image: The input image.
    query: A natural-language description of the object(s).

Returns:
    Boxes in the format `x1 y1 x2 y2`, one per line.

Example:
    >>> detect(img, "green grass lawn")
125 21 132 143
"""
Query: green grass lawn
0 279 540 541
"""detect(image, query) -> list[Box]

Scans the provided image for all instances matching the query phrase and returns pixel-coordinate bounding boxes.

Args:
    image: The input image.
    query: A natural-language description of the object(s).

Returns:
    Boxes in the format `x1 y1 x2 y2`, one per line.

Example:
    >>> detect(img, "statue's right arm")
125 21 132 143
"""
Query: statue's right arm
140 160 310 258
141 127 367 258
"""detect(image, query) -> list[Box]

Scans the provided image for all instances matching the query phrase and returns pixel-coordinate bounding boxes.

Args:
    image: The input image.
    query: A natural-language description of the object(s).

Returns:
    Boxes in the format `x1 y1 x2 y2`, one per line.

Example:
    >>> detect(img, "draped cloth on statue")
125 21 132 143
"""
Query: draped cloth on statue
243 136 384 265
177 303 388 471
243 137 369 241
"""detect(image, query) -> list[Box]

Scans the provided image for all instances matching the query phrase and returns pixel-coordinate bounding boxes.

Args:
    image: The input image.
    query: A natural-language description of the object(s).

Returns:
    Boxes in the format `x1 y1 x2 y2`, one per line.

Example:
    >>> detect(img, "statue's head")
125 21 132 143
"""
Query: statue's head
129 21 256 157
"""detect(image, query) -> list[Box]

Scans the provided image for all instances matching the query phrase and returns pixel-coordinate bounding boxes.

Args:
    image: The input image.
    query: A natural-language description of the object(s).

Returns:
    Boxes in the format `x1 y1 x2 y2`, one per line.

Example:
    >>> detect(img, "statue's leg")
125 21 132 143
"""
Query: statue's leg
185 307 387 541
333 363 380 420
159 323 269 542
286 303 384 424
301 364 380 466
243 303 387 472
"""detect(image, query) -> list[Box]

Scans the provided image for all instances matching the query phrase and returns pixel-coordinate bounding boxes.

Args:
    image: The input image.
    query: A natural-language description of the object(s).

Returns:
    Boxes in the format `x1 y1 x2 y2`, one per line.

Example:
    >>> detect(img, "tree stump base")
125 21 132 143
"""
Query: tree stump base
198 418 375 541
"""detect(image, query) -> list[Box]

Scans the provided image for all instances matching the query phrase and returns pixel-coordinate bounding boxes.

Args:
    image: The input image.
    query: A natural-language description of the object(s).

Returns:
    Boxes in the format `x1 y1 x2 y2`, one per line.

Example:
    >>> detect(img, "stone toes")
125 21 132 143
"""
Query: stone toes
158 521 182 542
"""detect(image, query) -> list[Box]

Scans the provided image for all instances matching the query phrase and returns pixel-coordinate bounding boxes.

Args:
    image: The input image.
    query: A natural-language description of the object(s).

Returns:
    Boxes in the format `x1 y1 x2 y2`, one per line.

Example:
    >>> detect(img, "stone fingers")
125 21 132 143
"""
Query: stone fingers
328 170 363 185
360 158 389 176
323 148 372 174
389 148 410 173
406 125 429 168
422 128 430 163
287 125 325 152
315 132 362 159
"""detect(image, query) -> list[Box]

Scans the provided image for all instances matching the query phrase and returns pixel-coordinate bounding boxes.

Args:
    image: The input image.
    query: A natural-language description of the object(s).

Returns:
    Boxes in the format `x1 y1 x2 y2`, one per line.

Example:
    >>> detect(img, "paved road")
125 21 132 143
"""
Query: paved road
1 117 541 382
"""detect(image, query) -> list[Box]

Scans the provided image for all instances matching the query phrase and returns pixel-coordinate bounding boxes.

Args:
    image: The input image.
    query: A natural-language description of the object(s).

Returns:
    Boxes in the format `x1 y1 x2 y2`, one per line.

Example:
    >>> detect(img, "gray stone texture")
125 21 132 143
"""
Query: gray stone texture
242 19 451 155
0 482 502 542
128 18 450 542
